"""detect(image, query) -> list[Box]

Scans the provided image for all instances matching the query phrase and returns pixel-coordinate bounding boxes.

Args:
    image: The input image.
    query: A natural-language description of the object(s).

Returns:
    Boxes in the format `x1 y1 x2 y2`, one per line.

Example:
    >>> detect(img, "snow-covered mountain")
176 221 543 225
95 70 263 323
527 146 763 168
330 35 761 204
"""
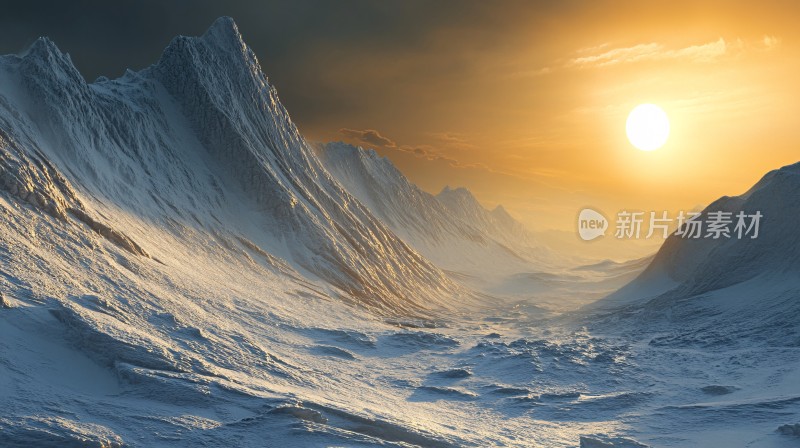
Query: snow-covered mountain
319 142 553 279
0 18 649 441
0 17 464 316
593 161 800 345
436 186 535 253
0 17 490 447
2 17 796 447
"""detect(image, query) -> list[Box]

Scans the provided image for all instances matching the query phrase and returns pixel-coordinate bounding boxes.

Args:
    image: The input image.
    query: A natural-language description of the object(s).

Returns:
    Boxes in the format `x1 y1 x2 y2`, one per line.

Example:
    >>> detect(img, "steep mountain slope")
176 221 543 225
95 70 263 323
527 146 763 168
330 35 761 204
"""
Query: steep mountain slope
0 17 490 448
319 142 553 278
592 161 800 345
0 17 463 315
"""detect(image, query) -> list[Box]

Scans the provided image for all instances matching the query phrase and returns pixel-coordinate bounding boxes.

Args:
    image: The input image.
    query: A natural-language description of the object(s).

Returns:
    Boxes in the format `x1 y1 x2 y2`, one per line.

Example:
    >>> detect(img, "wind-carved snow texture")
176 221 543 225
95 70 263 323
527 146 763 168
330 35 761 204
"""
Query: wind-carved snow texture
1 16 799 448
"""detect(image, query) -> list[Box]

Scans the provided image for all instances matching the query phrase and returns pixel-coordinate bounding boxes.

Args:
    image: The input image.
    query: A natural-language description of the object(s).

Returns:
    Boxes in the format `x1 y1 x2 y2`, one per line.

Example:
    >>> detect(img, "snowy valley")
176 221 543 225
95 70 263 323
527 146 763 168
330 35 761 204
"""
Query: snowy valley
1 17 799 448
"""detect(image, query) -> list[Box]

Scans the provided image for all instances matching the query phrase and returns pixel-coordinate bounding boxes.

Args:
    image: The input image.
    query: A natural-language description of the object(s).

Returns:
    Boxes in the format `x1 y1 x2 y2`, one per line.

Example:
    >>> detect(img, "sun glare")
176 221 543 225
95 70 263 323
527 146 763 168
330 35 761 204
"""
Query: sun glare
626 104 670 151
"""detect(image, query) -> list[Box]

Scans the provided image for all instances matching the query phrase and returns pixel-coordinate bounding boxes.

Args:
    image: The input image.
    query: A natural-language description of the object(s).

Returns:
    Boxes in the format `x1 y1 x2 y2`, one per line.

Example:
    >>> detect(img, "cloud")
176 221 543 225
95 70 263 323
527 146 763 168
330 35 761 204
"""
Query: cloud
338 128 479 167
335 128 557 185
390 144 559 185
425 131 476 149
569 38 732 68
394 144 470 167
426 132 467 143
338 128 396 148
762 35 781 50
530 35 782 75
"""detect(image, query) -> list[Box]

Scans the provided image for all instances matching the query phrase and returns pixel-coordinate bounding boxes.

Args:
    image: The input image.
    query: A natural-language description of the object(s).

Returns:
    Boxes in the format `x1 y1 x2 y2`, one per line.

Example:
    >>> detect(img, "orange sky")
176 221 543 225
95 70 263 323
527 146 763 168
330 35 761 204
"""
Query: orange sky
297 1 800 237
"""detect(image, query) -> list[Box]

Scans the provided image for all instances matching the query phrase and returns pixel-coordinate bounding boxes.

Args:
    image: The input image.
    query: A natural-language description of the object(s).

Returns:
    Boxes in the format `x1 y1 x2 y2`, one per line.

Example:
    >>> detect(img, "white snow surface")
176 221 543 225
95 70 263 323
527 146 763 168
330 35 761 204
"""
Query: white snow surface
0 17 798 448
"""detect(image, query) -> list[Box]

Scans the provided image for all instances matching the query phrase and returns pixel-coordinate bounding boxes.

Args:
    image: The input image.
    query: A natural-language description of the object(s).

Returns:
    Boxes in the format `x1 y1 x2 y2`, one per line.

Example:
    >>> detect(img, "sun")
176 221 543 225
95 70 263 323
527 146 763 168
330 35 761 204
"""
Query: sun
626 104 670 151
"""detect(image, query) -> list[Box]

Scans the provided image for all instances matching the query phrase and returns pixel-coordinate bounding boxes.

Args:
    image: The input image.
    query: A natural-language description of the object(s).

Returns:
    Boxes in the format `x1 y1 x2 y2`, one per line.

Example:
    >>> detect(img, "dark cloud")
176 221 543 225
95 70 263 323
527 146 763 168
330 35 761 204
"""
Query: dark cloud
393 144 480 170
339 128 396 148
337 128 484 170
426 132 476 150
337 126 479 169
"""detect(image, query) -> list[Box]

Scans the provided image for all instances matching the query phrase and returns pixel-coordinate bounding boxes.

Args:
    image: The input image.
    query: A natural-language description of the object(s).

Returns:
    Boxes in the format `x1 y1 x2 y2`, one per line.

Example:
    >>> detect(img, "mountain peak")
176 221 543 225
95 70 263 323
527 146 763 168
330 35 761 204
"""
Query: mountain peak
200 16 245 49
436 186 487 219
21 37 75 71
24 37 61 59
437 185 475 200
152 16 250 76
491 205 520 230
742 160 800 199
18 36 85 89
492 204 512 219
324 142 381 160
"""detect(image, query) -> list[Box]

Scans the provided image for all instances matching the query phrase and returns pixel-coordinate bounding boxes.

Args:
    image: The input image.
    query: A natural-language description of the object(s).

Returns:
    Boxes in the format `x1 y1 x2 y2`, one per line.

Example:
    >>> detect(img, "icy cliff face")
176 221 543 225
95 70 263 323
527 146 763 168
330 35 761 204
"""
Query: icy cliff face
320 142 552 278
0 17 460 314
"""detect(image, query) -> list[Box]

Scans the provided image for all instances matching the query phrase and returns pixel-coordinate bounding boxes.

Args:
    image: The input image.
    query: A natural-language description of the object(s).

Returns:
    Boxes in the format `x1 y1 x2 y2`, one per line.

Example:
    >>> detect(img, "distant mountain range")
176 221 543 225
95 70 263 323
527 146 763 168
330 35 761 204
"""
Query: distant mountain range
319 142 553 280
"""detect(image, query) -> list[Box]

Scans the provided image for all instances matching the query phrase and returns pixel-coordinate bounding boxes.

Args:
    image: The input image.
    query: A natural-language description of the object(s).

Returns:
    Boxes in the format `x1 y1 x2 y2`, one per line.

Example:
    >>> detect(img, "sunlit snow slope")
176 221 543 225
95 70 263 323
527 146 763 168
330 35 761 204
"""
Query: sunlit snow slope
0 17 466 316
